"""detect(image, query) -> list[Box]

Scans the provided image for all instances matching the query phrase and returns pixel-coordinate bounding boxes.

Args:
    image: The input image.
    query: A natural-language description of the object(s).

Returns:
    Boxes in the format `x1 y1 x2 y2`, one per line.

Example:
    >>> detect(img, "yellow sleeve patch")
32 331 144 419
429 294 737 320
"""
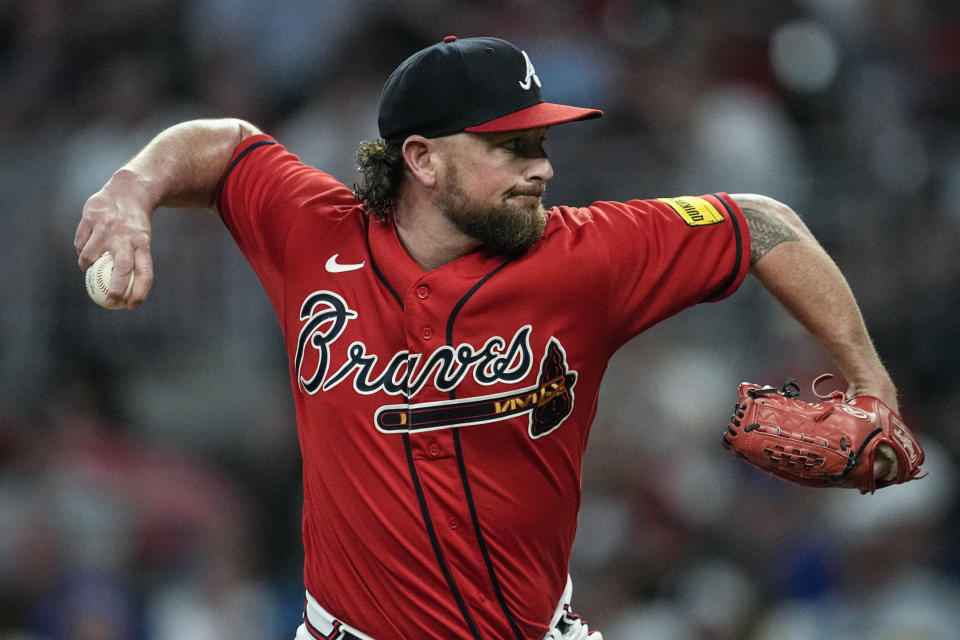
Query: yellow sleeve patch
658 196 725 227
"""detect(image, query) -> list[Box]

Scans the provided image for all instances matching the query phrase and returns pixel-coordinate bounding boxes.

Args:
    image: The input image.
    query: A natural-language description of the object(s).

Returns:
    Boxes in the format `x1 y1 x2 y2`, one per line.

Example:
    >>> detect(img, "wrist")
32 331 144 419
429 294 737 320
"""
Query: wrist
848 377 898 412
107 167 162 215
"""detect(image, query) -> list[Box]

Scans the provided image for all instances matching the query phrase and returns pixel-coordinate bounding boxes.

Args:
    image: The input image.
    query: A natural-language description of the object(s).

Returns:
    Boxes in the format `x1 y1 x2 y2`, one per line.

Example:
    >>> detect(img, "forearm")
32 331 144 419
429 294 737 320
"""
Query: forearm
117 118 260 211
75 118 261 307
734 194 897 408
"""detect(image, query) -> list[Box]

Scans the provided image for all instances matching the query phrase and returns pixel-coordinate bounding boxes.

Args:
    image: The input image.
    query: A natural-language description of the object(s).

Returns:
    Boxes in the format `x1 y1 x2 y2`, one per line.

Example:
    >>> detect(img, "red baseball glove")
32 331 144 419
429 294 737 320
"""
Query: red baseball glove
722 376 925 494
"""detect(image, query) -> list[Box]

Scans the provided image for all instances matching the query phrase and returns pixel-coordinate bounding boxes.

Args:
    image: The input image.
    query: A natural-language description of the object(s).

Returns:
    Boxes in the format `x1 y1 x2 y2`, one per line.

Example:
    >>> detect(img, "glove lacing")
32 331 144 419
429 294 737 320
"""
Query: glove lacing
746 378 801 399
746 376 883 486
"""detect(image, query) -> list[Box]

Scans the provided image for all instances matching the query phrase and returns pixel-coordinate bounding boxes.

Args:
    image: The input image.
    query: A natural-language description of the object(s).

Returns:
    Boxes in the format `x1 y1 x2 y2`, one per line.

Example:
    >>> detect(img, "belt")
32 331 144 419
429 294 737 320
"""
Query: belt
302 616 363 640
301 592 371 640
302 576 585 640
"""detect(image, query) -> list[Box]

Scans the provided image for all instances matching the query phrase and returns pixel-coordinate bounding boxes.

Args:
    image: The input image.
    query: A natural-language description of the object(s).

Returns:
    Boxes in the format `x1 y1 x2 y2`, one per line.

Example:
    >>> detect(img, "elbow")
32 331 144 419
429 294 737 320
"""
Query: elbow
233 118 262 143
200 117 262 148
732 194 810 236
732 193 816 267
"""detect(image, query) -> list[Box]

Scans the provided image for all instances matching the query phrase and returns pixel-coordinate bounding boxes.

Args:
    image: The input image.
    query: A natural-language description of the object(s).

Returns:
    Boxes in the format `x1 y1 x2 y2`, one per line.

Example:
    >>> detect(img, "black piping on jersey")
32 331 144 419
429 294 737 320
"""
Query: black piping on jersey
213 140 278 217
443 258 514 350
703 193 745 302
364 217 403 306
402 433 485 640
447 257 526 640
366 223 484 639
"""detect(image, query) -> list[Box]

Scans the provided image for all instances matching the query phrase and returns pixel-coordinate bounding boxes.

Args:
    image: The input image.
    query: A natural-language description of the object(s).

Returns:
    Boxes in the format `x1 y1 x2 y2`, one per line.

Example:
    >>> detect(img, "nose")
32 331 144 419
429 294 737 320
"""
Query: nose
527 156 554 184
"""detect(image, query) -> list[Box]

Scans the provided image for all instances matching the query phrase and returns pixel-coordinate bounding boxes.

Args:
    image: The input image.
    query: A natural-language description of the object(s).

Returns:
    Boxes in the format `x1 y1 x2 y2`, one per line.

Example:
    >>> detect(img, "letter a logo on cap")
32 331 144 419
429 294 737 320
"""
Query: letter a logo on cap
518 51 541 91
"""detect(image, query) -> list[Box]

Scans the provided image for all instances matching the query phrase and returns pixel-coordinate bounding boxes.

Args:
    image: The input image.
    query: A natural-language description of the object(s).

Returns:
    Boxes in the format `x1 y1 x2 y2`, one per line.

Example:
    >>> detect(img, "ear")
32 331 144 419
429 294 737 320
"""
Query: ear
401 135 442 188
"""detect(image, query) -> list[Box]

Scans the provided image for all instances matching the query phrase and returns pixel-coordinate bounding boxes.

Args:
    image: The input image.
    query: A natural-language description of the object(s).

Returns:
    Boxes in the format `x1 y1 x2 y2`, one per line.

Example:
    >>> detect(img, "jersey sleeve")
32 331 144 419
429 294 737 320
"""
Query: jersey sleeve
215 134 358 306
584 192 750 348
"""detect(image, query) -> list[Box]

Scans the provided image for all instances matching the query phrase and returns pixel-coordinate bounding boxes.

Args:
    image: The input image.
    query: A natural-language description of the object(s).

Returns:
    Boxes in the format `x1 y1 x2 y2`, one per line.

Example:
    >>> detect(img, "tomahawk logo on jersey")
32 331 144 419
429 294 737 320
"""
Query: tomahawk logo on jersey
294 290 578 439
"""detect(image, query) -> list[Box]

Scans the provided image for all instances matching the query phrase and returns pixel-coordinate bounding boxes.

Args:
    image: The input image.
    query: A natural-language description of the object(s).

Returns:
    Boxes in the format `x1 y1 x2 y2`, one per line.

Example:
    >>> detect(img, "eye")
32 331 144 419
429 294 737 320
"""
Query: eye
499 137 548 158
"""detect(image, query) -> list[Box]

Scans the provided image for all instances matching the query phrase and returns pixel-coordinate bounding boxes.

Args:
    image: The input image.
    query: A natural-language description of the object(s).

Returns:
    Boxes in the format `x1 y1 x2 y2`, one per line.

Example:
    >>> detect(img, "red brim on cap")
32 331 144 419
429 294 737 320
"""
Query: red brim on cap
463 102 602 133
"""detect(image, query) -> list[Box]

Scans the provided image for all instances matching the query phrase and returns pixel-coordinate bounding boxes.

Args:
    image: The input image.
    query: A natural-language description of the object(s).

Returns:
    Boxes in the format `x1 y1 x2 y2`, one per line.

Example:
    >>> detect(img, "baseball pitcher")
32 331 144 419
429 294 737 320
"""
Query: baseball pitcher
75 36 923 640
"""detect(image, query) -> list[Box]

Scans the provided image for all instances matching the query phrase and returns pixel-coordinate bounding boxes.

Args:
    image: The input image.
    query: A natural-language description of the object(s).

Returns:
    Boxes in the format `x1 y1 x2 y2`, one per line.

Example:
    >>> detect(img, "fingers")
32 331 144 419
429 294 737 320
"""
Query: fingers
75 215 105 272
126 244 154 309
95 242 152 309
76 188 155 308
74 219 94 269
105 249 135 308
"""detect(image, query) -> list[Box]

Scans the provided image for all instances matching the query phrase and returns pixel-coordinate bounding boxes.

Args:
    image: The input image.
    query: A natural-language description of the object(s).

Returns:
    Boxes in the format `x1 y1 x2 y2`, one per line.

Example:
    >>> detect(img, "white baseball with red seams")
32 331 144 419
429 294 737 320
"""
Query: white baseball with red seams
85 251 134 309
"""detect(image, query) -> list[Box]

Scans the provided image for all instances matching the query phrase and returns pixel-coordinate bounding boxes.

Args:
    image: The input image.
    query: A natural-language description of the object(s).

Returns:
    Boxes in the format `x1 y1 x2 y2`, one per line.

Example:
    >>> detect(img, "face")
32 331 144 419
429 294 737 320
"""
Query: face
434 128 554 255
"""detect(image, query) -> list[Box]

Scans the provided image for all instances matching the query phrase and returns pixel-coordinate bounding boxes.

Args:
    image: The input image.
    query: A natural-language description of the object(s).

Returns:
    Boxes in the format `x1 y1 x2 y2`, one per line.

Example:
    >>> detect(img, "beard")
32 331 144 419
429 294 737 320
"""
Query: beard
437 166 547 256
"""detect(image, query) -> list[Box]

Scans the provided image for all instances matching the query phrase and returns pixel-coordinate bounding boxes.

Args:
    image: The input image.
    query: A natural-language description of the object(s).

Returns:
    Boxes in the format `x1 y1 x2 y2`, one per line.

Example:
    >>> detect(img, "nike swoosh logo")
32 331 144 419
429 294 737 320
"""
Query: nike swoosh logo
325 254 366 273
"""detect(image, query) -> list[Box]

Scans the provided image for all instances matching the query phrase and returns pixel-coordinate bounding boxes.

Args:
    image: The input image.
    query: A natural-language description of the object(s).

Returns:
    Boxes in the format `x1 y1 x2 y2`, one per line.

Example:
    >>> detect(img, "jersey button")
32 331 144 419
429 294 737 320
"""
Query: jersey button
421 326 433 340
416 285 430 299
448 517 460 530
428 442 441 457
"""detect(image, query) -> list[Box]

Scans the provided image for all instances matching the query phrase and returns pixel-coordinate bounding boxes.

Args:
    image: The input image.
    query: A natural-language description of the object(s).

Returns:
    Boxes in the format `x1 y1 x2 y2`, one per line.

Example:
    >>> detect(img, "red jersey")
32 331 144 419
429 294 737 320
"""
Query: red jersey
217 135 751 640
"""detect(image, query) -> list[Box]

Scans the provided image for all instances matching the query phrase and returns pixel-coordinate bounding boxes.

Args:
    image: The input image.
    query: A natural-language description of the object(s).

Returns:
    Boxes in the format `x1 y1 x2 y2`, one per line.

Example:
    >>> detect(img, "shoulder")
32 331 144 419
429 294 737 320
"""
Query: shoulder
224 135 357 203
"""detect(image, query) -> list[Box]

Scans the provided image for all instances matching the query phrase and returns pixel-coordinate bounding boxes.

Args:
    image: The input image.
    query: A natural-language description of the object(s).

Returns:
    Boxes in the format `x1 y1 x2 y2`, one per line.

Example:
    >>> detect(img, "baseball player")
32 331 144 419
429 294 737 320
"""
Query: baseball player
75 36 909 640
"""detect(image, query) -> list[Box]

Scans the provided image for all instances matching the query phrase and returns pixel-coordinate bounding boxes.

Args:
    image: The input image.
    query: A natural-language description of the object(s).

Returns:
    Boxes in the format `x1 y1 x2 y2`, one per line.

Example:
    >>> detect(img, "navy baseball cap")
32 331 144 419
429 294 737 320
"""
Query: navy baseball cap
378 36 603 144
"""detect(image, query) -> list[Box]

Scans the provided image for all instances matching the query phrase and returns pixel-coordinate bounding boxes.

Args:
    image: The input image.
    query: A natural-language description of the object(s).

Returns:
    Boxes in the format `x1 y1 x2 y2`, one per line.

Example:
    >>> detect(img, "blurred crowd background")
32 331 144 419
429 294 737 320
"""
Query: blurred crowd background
1 0 958 638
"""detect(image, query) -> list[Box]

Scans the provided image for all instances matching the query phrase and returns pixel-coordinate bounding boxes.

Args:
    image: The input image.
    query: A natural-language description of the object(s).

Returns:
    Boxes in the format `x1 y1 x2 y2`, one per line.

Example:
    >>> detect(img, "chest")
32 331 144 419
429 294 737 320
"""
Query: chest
279 218 611 438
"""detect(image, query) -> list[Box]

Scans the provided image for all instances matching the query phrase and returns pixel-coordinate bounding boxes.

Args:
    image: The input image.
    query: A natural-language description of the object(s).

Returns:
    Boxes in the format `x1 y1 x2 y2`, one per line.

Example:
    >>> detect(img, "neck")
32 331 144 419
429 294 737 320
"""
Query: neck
393 193 480 271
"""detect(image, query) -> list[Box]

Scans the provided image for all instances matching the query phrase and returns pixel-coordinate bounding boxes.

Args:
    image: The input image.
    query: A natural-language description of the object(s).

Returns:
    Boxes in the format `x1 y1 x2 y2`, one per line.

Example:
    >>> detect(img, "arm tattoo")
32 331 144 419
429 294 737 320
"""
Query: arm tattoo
742 205 800 265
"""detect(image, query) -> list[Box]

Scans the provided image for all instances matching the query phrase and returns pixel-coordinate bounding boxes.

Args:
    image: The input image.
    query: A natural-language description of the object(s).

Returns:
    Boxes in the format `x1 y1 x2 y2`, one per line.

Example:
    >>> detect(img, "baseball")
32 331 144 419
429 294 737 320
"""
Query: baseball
85 251 134 309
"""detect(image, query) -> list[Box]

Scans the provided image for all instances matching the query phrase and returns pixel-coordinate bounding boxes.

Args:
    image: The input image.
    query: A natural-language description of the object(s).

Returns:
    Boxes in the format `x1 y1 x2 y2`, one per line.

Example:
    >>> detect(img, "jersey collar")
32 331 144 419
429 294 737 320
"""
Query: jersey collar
367 215 517 291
